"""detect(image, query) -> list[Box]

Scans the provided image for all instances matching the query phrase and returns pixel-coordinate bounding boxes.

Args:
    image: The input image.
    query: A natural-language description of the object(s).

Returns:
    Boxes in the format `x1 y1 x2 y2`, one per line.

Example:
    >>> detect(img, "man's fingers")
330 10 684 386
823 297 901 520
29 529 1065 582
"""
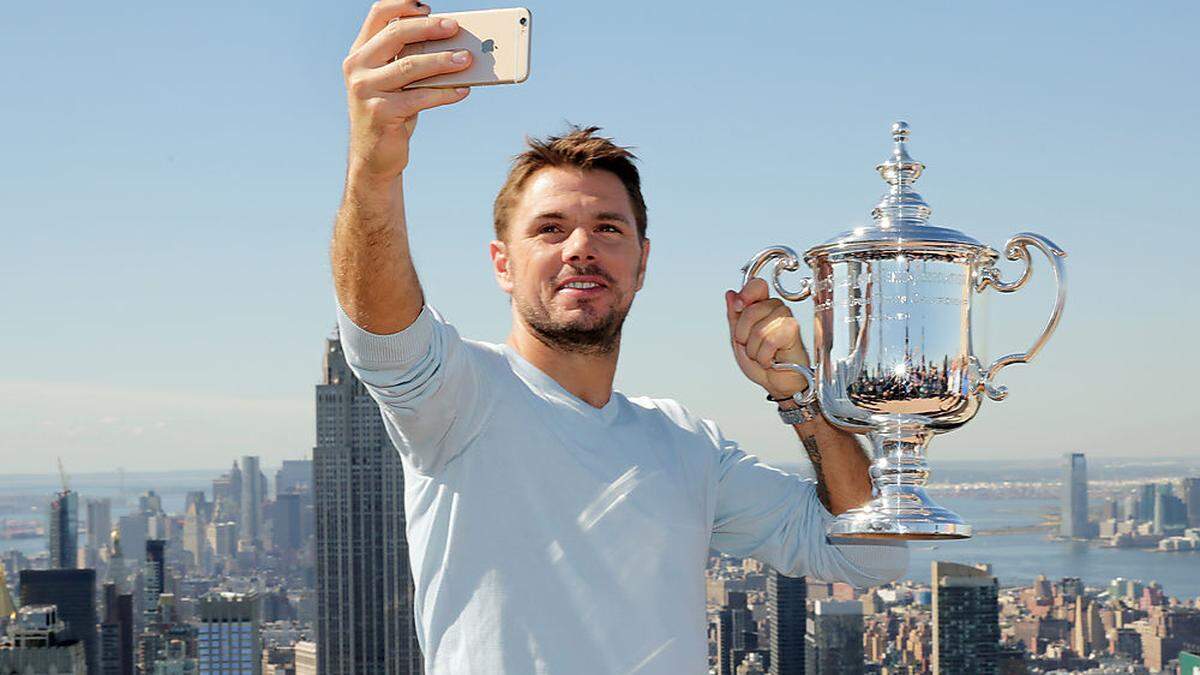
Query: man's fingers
736 277 770 308
353 15 459 69
379 86 471 119
744 307 792 363
363 49 472 92
732 298 783 345
351 0 430 52
753 320 792 369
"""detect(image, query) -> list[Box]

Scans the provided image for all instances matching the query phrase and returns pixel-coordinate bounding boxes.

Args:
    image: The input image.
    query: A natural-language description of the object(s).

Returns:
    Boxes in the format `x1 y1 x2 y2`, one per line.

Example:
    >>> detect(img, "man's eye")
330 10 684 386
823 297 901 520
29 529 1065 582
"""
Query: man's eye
598 224 621 233
538 224 561 234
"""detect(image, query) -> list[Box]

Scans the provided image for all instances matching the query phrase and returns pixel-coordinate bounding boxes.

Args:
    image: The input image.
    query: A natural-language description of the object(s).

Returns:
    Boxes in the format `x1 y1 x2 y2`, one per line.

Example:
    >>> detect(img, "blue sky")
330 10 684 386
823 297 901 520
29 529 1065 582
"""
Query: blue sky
2 1 1197 473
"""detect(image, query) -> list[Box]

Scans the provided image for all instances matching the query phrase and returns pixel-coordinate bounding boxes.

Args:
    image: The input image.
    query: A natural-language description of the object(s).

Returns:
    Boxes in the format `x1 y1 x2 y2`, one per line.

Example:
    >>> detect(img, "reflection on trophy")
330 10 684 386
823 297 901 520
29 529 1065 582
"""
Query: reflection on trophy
742 122 1067 540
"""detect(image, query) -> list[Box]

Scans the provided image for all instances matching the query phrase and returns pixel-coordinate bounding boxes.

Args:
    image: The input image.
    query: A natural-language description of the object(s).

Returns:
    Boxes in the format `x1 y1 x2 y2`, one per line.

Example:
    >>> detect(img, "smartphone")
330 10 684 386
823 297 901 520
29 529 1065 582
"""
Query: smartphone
398 7 531 89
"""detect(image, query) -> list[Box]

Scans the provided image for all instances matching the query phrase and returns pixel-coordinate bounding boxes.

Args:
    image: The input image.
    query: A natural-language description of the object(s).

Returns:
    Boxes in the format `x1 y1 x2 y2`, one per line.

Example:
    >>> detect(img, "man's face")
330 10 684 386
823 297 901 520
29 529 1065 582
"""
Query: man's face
491 167 650 354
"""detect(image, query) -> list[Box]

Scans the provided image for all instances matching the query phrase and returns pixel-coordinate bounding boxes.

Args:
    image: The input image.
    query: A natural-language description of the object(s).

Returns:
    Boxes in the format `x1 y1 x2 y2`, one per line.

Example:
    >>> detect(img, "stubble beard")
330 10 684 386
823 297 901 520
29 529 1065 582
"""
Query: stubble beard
514 269 633 356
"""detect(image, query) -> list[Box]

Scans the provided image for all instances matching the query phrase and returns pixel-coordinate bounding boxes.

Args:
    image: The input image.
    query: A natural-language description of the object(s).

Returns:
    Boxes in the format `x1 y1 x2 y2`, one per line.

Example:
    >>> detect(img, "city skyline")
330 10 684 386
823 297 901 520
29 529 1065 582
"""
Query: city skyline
5 449 1200 672
4 1 1200 471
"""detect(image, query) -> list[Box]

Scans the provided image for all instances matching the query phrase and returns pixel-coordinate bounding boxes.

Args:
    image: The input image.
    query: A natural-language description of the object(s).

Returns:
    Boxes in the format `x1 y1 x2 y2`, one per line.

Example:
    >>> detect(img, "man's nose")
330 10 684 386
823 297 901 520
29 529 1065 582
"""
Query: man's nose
561 227 596 262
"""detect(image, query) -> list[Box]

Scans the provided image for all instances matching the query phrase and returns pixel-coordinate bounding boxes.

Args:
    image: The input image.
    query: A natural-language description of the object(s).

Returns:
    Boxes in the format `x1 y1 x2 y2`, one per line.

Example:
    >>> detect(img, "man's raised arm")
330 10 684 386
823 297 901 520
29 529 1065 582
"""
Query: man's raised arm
331 0 472 333
326 1 492 476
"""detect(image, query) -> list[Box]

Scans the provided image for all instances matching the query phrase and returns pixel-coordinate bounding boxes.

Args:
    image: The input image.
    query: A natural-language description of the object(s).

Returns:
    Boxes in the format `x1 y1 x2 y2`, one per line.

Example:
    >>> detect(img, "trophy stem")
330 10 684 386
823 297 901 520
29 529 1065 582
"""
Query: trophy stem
826 423 971 540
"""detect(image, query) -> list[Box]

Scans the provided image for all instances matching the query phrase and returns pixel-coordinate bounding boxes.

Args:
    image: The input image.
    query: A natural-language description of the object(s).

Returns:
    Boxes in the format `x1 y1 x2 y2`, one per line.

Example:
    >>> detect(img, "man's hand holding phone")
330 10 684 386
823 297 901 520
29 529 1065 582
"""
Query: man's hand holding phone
343 0 472 182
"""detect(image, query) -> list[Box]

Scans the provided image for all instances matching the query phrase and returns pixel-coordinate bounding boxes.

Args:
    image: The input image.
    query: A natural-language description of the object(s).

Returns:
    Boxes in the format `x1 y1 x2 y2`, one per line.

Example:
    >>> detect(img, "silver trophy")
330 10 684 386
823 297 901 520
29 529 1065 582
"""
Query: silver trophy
742 122 1067 540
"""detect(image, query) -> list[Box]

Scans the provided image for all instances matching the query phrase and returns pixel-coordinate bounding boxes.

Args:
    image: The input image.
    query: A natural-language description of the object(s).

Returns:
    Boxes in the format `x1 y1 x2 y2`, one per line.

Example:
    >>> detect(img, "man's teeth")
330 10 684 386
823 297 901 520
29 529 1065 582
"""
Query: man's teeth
564 281 600 289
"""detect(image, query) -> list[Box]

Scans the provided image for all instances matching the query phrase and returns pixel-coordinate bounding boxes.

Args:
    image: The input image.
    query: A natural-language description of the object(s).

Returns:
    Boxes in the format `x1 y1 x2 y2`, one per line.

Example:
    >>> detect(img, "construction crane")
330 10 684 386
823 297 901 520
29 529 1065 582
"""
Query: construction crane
57 456 70 493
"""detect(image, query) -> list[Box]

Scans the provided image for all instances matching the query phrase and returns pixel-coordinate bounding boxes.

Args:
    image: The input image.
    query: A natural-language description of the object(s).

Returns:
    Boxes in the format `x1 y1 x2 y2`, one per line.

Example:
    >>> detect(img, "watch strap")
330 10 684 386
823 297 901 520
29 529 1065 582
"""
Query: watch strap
768 392 819 425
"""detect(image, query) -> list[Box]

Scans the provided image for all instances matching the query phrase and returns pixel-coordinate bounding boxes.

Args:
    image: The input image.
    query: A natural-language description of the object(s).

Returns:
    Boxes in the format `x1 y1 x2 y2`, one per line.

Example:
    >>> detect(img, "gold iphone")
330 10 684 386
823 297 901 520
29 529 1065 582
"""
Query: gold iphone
399 7 531 89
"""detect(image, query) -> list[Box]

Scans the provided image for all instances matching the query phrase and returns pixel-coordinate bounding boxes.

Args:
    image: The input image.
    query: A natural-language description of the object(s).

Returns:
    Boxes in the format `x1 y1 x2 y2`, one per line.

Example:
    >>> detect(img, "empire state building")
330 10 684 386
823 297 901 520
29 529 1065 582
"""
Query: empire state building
314 331 423 673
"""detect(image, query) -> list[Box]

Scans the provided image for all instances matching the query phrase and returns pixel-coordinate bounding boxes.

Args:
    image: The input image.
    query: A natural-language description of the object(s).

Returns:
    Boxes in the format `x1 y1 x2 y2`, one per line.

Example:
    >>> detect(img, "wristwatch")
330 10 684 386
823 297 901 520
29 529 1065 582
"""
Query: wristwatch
768 391 820 425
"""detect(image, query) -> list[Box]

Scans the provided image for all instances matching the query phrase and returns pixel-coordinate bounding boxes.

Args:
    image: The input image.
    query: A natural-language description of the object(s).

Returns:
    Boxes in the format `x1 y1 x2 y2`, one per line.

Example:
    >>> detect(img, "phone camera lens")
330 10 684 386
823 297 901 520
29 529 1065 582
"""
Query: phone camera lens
519 17 527 25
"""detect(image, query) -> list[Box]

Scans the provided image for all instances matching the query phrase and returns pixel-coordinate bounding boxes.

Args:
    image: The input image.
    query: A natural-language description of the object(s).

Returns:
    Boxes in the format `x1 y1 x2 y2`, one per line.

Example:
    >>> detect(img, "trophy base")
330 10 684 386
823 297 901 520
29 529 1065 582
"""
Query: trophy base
821 424 972 540
827 489 972 541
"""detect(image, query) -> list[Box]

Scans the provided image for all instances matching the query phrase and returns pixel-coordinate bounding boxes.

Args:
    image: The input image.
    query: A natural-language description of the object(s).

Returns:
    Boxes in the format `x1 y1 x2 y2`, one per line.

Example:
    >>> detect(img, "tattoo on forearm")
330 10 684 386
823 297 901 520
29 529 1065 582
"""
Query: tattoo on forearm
799 432 832 510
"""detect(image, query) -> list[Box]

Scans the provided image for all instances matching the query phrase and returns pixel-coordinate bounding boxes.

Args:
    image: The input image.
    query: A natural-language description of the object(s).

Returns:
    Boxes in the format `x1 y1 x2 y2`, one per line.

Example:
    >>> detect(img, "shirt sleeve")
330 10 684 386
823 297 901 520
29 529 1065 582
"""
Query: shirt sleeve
708 422 909 588
334 298 491 475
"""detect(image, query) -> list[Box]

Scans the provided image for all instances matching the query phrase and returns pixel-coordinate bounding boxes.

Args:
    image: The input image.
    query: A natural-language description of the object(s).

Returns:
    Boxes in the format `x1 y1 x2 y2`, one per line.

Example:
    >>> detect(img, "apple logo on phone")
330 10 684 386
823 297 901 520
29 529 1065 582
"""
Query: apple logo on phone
482 38 496 53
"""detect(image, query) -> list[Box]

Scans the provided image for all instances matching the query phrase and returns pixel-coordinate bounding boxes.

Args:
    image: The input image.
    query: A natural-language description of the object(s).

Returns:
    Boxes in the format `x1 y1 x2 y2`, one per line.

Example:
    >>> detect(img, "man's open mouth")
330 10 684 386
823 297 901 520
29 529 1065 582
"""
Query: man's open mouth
555 276 609 295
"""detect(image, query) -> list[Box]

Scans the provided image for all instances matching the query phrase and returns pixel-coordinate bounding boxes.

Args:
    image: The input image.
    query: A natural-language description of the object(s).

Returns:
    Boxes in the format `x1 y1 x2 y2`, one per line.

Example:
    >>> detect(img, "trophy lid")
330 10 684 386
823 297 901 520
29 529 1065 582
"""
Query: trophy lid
806 122 990 259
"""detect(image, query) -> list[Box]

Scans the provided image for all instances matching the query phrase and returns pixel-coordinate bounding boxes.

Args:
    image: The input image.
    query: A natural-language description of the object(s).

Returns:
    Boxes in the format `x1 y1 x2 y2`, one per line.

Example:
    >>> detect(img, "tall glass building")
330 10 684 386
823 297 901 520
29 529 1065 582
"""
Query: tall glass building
767 569 806 675
1061 453 1089 539
48 490 79 569
931 561 999 675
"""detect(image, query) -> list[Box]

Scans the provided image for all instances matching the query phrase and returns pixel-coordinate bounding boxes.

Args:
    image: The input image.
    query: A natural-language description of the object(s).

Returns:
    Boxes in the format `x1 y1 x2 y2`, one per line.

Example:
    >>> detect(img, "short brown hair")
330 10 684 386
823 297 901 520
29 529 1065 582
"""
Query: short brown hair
492 125 648 241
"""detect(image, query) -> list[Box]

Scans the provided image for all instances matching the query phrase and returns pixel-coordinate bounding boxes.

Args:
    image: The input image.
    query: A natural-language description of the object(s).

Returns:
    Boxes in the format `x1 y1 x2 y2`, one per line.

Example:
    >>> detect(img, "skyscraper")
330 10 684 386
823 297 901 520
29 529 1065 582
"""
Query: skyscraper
137 540 172 674
1153 483 1189 533
143 539 166 622
208 522 238 563
18 568 97 672
1184 477 1200 528
240 456 264 551
716 590 751 675
197 592 261 675
274 460 315 558
805 600 864 674
183 492 212 573
116 513 148 569
1061 453 1089 538
85 498 112 568
213 462 242 506
717 602 735 675
931 561 999 675
49 490 79 569
1138 483 1157 522
99 582 134 675
314 332 422 673
272 492 302 554
767 570 806 675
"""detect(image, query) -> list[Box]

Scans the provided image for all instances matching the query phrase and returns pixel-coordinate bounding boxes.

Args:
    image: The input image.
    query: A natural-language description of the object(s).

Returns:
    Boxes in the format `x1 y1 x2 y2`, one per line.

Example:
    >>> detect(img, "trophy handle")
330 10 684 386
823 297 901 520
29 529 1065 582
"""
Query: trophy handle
740 246 817 404
768 362 818 405
740 245 812 302
975 232 1068 401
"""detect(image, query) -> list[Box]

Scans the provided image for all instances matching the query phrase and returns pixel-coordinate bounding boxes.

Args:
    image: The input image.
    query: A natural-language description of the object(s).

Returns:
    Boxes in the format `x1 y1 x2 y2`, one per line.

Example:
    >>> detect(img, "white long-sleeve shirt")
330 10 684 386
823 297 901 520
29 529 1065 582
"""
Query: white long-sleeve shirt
335 301 908 674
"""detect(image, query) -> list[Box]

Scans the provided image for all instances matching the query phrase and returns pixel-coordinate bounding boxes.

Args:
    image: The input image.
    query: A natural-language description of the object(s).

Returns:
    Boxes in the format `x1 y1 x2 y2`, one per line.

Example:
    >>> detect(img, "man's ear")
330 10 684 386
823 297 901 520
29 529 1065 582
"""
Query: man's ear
635 237 650 292
490 239 514 294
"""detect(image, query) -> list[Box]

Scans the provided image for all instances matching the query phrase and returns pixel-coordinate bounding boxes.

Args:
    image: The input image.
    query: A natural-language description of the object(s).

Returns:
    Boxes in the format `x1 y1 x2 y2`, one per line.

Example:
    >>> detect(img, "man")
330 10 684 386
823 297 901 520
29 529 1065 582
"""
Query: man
331 2 908 672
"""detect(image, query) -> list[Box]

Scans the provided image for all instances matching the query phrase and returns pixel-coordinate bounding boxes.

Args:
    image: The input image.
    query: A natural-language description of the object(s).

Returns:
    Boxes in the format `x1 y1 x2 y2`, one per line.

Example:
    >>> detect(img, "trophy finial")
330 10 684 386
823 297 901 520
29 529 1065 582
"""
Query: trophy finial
872 121 931 226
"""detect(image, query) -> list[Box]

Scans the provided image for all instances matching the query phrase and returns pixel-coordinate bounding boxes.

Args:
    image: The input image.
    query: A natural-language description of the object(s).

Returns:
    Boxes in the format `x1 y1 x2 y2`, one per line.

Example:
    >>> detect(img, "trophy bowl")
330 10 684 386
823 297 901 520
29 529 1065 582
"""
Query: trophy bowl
743 122 1067 540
